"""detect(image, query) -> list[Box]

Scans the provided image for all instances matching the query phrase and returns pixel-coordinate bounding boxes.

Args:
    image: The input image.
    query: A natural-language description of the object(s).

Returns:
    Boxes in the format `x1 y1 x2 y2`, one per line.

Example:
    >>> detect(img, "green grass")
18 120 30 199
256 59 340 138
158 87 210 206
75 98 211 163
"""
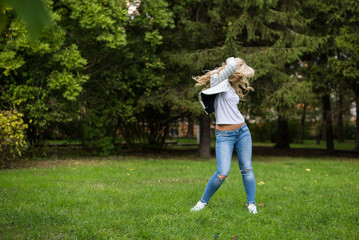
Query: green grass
247 139 356 151
289 140 356 151
169 138 357 151
1 156 358 239
44 138 357 152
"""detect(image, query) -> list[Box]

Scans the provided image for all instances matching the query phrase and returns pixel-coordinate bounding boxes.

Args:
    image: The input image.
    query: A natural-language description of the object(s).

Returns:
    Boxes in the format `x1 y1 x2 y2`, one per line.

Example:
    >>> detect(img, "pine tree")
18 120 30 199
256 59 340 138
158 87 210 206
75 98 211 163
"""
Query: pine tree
162 0 325 153
303 0 359 151
329 0 359 150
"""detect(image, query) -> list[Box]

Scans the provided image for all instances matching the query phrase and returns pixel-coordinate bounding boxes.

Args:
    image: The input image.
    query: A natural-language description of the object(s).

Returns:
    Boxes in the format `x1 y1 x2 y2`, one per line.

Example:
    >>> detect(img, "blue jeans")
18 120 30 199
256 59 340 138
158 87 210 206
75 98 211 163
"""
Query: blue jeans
200 124 256 205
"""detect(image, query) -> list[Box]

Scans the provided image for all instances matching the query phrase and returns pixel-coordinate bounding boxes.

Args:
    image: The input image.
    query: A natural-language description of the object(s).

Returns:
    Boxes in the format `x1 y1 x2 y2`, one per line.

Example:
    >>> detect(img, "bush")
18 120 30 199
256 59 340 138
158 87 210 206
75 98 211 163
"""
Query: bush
343 122 356 140
248 120 277 143
248 118 313 144
82 124 115 156
0 110 28 168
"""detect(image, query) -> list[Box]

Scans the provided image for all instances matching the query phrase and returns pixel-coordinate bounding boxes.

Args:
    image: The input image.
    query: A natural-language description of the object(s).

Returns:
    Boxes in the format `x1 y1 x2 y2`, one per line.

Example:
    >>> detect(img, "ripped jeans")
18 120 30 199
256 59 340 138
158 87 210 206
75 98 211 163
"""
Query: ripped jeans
200 123 256 205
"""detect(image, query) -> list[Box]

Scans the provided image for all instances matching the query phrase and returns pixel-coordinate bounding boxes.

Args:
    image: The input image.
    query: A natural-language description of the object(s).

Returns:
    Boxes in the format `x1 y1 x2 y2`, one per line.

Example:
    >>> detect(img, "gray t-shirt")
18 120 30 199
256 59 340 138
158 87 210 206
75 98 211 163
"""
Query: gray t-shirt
214 86 244 125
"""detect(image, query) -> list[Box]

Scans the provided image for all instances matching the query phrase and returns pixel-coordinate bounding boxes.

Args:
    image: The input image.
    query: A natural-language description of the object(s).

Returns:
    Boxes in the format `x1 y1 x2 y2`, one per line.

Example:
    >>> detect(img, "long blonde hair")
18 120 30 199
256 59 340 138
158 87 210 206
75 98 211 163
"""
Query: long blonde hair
193 58 254 100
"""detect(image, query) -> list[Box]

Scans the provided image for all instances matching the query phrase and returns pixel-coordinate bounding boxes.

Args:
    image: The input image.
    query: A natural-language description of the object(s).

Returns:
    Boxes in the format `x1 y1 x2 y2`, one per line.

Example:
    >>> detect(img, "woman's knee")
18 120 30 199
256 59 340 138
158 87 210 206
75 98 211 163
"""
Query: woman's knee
240 168 253 175
218 174 227 179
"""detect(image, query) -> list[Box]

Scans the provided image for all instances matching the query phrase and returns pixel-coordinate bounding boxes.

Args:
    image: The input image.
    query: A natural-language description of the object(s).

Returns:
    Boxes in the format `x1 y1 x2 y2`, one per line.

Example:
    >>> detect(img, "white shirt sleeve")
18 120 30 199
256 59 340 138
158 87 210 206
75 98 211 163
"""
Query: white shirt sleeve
209 57 237 87
218 57 237 81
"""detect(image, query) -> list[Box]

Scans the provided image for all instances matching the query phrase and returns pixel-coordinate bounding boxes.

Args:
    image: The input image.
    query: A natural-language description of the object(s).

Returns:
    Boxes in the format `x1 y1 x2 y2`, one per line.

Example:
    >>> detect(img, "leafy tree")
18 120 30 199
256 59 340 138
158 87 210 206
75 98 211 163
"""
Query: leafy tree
51 0 129 154
105 0 177 150
0 6 88 148
1 0 180 154
0 0 52 40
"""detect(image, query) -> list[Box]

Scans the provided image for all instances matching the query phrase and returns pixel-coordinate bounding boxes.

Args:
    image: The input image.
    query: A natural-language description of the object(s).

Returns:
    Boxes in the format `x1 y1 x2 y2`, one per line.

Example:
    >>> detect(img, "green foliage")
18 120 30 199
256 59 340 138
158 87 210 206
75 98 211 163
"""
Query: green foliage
248 121 277 143
0 2 90 147
163 0 324 124
1 0 358 156
82 123 115 156
136 0 174 29
0 50 25 76
47 71 88 101
0 110 28 168
305 0 359 88
248 114 312 143
331 26 359 80
0 0 52 40
121 89 189 149
343 122 356 140
76 0 177 151
63 0 127 49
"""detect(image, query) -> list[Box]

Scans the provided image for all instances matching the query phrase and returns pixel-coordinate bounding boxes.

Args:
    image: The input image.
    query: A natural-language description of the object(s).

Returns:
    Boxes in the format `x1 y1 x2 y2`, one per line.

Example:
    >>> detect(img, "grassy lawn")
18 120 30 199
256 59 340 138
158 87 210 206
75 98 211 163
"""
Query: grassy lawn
1 156 358 239
253 140 357 151
169 138 357 151
289 140 356 151
45 138 357 151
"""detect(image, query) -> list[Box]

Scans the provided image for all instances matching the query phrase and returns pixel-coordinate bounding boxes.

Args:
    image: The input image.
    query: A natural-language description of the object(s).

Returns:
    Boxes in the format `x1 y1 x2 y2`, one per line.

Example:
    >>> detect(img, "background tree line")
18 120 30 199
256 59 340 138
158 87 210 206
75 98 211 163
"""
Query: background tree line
0 0 358 161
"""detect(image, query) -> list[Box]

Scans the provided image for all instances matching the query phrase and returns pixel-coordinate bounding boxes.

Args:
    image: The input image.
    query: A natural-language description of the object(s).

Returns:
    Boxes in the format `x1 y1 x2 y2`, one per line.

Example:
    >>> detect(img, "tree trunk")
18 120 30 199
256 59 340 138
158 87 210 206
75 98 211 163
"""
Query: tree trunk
354 86 359 151
337 93 344 143
298 103 307 144
275 115 290 149
198 114 211 158
322 94 334 152
186 118 194 138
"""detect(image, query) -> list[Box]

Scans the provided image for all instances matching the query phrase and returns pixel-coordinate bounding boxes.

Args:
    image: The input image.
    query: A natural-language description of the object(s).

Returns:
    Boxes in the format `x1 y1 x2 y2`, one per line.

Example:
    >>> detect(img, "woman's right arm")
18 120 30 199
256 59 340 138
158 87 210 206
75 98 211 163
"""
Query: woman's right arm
217 57 237 81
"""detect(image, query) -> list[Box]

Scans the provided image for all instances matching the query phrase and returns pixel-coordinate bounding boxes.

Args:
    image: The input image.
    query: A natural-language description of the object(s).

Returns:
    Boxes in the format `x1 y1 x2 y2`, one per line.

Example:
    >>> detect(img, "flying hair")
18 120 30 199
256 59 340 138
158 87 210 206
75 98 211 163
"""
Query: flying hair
193 58 254 100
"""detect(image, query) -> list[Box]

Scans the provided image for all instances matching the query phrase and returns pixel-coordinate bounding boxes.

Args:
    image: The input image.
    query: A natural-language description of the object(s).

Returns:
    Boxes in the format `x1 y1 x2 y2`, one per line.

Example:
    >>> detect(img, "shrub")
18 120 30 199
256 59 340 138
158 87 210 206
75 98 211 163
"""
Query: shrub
82 123 115 156
343 122 356 140
248 120 277 143
0 110 28 168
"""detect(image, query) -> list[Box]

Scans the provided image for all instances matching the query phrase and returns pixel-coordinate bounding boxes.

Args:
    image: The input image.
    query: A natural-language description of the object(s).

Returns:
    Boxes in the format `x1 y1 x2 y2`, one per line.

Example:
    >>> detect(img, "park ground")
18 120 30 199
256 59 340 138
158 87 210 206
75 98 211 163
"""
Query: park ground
0 153 358 239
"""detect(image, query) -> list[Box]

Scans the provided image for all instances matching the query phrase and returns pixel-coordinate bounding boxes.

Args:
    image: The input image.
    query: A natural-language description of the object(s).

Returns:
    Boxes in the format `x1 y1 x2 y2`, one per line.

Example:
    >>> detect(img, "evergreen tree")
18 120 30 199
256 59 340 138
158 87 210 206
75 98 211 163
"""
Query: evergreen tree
162 0 324 153
303 0 359 151
329 0 359 150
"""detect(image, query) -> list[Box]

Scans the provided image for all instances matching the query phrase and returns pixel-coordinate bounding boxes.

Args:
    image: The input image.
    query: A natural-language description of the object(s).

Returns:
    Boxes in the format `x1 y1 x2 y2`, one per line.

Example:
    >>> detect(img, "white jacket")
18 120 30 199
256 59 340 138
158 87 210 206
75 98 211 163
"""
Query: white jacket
198 57 237 114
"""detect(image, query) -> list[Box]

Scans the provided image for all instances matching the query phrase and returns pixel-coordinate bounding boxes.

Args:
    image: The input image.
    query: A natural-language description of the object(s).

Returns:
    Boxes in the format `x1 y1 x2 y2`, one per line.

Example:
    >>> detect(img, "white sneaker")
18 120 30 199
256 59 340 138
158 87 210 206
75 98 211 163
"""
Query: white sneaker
247 204 258 214
191 200 207 212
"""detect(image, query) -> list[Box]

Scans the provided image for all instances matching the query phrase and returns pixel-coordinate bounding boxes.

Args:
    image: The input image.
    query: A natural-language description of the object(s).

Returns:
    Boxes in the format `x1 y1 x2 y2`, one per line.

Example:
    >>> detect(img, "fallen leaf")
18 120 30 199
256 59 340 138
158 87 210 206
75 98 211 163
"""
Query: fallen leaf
231 235 239 240
258 203 265 207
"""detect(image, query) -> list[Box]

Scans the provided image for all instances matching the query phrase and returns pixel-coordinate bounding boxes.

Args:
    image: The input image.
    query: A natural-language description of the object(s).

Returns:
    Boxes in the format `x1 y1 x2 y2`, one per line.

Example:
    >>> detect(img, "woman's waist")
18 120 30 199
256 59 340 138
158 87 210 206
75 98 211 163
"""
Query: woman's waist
216 122 245 131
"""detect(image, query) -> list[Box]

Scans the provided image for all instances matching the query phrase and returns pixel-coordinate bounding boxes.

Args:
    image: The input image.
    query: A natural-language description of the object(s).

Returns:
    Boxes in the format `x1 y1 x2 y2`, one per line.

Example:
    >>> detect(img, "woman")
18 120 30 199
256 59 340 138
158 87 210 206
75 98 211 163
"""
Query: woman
191 57 257 214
